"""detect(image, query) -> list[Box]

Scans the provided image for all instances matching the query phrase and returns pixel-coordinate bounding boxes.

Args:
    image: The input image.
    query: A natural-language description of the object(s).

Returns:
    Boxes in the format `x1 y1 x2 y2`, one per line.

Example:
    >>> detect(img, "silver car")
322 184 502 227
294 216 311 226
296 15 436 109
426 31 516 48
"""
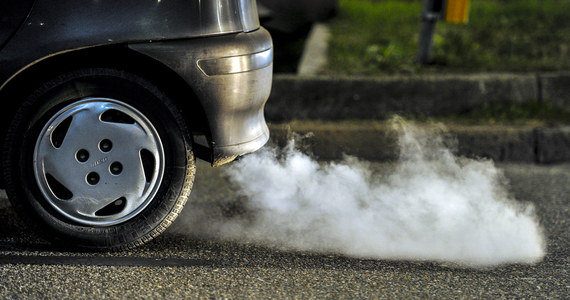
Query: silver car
0 0 273 249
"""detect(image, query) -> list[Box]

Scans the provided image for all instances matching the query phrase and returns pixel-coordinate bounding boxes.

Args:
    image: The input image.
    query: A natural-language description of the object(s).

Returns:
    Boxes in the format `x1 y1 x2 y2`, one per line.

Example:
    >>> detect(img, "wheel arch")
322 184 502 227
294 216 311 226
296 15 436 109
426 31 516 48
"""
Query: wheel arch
0 45 213 187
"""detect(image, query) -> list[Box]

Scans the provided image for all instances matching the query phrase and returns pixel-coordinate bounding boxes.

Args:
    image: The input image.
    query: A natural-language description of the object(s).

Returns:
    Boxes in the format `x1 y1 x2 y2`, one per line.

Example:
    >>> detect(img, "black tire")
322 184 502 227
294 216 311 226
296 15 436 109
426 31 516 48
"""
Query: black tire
3 68 195 250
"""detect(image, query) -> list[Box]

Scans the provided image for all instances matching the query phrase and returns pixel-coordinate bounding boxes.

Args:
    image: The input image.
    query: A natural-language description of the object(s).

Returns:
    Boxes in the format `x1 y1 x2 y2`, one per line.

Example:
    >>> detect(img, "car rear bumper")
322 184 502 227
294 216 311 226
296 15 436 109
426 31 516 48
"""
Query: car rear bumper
129 28 273 166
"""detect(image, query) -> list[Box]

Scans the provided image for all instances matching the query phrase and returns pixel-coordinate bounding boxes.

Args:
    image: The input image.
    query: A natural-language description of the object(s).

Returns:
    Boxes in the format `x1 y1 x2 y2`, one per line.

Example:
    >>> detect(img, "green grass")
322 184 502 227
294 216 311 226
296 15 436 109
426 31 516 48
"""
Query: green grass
326 0 570 74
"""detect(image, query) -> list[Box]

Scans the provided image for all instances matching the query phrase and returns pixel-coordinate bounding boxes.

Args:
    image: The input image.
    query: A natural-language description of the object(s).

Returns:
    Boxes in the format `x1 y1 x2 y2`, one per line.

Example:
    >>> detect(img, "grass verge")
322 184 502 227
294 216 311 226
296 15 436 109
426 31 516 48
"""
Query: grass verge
326 0 570 74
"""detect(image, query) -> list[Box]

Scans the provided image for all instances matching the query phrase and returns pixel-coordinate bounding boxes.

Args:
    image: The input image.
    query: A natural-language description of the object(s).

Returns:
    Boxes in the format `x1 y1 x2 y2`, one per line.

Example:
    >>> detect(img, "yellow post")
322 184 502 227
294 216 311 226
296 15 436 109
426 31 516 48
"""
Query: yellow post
445 0 470 24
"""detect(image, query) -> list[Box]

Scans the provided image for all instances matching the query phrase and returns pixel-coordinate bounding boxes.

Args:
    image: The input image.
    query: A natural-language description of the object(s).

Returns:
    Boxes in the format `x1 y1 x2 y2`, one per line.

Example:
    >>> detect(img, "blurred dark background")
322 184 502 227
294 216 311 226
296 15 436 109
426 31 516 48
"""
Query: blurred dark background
258 0 338 73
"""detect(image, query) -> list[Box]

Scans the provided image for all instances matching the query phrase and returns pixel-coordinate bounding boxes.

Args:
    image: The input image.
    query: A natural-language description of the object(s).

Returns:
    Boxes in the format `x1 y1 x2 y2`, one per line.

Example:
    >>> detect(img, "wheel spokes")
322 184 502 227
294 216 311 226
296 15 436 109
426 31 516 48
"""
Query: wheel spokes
33 98 164 226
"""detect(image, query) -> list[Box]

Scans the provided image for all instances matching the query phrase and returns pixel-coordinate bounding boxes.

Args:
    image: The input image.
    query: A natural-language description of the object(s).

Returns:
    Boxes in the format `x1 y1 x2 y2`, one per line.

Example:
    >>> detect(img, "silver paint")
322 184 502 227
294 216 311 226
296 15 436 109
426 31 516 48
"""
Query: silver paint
33 98 164 226
130 28 273 165
0 0 260 88
197 48 273 76
1 1 272 167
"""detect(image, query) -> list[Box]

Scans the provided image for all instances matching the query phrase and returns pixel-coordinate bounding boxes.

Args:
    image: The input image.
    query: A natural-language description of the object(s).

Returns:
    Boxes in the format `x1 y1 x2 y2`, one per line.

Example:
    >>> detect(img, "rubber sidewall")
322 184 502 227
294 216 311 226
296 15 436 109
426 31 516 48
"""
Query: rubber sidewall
3 68 195 250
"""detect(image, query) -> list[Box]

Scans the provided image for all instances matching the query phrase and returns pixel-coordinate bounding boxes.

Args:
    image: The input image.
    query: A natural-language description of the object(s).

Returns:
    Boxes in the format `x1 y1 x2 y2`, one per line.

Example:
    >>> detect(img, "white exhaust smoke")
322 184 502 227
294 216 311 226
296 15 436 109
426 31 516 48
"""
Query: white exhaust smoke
189 119 545 267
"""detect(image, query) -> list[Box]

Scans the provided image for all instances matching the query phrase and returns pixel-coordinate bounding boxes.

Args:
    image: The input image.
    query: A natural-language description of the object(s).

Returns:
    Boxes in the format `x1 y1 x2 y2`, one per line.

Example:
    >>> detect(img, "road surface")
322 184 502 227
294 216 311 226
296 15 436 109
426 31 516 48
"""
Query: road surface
0 161 568 298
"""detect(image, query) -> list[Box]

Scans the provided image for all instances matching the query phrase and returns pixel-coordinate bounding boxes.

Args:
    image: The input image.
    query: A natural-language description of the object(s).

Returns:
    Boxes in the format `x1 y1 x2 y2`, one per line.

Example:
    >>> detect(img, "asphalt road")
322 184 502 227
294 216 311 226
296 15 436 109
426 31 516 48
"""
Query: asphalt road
0 161 568 298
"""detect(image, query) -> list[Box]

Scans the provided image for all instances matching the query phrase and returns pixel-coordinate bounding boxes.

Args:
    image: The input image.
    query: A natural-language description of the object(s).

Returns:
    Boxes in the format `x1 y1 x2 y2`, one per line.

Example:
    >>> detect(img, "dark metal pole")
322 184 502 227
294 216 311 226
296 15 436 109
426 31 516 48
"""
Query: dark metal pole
418 19 437 64
417 0 444 64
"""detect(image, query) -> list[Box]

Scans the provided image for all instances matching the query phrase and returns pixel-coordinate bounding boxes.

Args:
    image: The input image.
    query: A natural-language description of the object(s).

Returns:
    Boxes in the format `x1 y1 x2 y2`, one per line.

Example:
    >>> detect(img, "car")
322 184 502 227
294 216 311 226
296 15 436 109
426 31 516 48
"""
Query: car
0 0 273 250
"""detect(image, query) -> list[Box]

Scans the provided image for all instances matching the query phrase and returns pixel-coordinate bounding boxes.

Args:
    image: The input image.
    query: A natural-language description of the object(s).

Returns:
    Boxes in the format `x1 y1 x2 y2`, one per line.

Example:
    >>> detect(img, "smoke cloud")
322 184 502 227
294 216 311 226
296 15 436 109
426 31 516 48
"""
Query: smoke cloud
185 120 545 267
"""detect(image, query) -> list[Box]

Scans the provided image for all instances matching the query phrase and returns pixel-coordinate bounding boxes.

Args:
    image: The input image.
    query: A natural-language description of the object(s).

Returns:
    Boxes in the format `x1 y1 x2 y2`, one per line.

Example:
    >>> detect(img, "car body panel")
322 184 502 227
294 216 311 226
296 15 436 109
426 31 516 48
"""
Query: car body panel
0 0 271 167
130 28 273 166
0 0 35 50
0 0 260 90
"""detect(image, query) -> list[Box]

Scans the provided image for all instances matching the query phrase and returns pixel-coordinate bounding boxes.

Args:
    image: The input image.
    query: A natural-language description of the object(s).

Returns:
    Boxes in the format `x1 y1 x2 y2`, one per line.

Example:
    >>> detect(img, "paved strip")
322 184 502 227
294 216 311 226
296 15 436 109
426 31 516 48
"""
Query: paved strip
267 72 570 121
0 163 567 298
0 254 213 267
269 121 570 163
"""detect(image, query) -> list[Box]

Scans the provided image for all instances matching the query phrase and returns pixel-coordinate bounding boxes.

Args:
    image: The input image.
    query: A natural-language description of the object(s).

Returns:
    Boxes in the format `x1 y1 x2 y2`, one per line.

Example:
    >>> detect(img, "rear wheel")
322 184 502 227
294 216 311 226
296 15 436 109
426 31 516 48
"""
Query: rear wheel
3 68 195 250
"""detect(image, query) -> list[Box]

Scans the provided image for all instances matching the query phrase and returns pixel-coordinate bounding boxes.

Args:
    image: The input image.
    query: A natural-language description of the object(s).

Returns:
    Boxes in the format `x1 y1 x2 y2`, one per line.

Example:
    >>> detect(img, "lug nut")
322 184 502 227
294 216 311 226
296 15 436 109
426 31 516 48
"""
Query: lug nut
86 172 100 185
110 162 123 175
99 139 113 152
76 149 89 162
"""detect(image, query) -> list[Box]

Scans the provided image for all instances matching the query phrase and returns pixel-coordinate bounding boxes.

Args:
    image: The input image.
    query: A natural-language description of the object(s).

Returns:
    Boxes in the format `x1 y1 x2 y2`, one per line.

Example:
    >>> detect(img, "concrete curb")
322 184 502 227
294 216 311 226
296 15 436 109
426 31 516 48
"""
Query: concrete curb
266 72 570 121
268 122 570 163
297 23 330 75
